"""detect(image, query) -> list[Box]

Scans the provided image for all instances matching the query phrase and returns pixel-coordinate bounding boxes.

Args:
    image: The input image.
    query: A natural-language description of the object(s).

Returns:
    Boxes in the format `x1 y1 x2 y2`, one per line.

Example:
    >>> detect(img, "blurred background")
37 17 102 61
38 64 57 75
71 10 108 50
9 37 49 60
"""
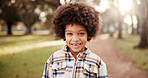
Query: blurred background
0 0 148 78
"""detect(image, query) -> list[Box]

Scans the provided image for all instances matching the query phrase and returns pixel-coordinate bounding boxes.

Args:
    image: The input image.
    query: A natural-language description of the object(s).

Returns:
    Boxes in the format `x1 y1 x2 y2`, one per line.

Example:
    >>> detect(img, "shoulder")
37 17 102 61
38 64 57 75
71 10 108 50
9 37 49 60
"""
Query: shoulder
86 50 101 60
89 51 100 58
52 49 65 57
46 49 65 64
85 49 105 66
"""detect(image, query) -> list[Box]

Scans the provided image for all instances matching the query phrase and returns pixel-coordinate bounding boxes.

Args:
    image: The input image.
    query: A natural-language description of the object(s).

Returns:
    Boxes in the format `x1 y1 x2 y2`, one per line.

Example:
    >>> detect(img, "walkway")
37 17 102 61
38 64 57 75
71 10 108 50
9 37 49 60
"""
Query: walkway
86 36 148 78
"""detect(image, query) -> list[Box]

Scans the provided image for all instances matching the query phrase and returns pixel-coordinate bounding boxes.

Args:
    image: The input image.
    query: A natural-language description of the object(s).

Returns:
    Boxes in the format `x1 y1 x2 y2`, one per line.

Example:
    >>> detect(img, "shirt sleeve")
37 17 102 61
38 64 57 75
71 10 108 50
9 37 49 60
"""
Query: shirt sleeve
98 59 108 78
42 57 53 78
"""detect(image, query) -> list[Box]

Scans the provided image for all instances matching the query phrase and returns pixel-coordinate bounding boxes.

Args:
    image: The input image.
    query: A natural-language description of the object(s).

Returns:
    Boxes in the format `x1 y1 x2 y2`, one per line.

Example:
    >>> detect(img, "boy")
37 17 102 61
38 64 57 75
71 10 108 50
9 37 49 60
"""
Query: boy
42 2 108 78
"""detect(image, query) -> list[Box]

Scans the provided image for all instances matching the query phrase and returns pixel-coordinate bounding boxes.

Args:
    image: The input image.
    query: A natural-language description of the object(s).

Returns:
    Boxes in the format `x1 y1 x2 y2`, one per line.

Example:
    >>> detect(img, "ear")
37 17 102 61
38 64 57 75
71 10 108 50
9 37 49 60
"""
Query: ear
87 37 92 41
63 38 66 41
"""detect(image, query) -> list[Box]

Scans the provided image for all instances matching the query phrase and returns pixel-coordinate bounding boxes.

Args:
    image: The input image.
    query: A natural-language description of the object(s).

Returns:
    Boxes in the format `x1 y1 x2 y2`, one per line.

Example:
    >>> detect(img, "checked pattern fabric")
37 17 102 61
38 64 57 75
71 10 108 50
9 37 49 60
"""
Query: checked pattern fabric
42 46 108 78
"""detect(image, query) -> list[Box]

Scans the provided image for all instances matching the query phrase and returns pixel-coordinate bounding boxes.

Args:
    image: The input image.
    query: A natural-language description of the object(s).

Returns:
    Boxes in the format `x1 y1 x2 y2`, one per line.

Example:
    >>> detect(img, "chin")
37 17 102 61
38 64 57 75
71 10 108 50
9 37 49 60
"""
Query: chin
71 48 83 53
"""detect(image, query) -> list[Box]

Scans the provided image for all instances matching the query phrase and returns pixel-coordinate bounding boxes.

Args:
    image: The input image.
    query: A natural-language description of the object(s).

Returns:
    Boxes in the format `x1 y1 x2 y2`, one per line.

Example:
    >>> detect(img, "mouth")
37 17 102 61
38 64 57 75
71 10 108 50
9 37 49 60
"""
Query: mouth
71 43 82 48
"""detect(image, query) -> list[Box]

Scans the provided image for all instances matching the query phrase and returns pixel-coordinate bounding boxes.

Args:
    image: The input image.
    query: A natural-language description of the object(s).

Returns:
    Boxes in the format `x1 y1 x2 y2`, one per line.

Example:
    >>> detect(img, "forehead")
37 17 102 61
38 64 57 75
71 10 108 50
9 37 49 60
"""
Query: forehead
65 24 86 31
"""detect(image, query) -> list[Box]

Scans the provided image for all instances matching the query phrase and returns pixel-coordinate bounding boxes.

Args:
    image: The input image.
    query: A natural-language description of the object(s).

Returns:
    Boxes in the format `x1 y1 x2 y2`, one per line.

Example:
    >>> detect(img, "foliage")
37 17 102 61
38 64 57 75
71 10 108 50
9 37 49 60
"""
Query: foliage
0 0 20 23
0 0 61 35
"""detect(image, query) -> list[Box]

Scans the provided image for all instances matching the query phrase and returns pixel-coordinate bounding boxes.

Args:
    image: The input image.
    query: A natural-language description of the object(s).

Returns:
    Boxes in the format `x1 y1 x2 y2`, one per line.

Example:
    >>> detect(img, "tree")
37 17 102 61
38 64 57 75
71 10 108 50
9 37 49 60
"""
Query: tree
110 0 123 39
101 7 118 37
18 1 39 34
134 0 148 48
17 0 61 34
0 0 20 35
117 9 123 39
0 0 61 35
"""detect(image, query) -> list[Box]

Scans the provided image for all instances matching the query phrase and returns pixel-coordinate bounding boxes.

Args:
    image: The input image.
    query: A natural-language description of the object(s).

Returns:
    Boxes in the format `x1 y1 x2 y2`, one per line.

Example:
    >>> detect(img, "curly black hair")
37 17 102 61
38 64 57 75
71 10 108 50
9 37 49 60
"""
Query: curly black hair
53 2 101 41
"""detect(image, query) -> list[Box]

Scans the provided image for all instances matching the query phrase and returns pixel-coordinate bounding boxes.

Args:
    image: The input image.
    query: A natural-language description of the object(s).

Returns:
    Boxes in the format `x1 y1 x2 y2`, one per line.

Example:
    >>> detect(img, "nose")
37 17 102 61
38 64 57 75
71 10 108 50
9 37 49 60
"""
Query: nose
72 35 79 42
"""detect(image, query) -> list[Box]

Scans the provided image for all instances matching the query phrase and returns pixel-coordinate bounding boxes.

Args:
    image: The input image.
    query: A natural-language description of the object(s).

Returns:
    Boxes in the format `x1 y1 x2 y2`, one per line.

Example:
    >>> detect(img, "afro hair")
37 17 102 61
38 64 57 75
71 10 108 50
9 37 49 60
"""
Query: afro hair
52 2 101 41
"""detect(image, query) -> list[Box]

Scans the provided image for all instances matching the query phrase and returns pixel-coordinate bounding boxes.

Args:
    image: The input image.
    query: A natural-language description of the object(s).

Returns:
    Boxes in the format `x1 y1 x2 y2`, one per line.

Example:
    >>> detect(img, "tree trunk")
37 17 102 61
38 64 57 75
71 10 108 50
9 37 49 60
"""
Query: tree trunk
117 7 122 39
110 32 114 37
7 21 13 35
131 16 135 35
118 15 122 39
134 0 148 48
135 20 148 48
118 22 122 39
25 26 31 35
136 15 140 34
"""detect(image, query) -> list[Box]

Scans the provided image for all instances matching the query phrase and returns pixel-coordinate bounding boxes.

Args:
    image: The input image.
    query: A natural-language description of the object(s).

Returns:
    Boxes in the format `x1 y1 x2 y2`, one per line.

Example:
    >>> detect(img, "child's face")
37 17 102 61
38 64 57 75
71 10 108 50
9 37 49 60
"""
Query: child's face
65 24 88 53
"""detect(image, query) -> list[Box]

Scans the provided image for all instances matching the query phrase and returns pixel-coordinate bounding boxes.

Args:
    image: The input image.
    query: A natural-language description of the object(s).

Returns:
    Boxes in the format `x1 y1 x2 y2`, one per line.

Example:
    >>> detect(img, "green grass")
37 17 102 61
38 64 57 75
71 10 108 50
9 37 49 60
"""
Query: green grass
0 35 64 78
0 35 55 47
109 34 148 70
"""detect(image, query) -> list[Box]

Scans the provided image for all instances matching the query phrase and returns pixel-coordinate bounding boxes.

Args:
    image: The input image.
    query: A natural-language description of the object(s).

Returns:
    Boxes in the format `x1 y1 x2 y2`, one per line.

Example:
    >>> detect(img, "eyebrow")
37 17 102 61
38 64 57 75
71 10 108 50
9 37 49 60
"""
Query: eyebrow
65 30 86 32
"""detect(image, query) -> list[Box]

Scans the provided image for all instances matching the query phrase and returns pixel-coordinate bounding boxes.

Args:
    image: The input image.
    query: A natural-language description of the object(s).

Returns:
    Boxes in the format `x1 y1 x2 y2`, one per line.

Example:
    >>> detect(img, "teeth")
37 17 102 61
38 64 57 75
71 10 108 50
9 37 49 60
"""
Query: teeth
72 43 80 46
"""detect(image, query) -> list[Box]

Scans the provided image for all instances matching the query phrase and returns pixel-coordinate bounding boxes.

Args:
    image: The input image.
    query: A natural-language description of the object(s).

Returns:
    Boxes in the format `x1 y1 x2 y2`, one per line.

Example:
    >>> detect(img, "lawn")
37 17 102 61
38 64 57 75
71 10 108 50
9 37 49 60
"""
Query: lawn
1 34 148 78
110 34 148 70
0 35 65 78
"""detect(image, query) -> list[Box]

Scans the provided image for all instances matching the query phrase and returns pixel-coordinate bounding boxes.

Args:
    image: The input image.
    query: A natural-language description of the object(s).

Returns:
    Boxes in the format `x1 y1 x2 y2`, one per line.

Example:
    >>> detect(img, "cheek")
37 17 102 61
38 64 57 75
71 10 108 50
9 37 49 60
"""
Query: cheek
83 35 88 41
83 39 87 44
65 37 71 43
81 37 88 43
65 36 70 40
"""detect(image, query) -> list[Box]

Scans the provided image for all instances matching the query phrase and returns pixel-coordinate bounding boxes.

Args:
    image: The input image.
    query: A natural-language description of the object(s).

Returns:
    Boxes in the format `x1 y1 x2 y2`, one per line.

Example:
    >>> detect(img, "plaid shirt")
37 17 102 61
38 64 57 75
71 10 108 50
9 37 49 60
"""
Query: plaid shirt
42 46 108 78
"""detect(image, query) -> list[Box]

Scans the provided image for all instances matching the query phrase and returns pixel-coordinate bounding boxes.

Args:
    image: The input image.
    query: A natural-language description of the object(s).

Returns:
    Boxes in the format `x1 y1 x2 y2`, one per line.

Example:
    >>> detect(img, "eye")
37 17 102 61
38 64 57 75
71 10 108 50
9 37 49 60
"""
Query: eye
79 33 85 35
67 33 72 35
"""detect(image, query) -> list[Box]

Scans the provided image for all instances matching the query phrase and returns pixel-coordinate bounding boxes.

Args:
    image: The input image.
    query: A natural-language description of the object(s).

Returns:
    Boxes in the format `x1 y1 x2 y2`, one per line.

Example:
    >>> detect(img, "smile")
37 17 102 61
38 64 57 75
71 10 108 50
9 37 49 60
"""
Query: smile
71 43 82 48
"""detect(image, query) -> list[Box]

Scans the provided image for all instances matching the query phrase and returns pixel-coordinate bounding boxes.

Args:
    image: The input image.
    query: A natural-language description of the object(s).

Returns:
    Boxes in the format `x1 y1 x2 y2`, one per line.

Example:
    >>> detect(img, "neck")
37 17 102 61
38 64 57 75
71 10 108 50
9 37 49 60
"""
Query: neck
67 46 86 59
71 52 79 59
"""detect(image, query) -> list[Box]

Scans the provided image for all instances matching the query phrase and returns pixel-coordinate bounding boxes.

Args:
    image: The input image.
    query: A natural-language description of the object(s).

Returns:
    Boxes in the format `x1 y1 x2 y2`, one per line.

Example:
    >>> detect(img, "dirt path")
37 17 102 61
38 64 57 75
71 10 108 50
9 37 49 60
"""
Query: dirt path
86 36 148 78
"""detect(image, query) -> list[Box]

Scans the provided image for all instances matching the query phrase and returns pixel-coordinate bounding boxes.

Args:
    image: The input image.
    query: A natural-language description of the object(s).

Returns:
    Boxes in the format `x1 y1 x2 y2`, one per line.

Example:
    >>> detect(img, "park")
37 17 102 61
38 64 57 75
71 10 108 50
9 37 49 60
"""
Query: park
0 0 148 78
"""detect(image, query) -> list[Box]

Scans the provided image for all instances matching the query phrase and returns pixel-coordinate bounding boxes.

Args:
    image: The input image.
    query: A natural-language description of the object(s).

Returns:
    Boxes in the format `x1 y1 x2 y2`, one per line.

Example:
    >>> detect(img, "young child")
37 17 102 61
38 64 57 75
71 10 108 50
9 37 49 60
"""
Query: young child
42 2 108 78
